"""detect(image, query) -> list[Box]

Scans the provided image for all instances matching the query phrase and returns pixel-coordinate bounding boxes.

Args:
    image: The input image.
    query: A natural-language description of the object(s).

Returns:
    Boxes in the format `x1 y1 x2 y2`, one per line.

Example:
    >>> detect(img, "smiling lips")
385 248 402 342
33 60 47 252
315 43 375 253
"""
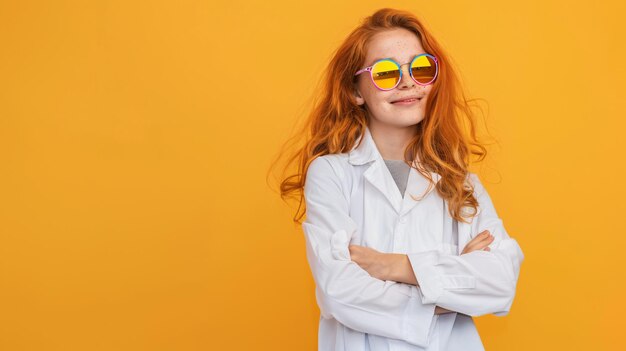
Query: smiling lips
391 96 422 105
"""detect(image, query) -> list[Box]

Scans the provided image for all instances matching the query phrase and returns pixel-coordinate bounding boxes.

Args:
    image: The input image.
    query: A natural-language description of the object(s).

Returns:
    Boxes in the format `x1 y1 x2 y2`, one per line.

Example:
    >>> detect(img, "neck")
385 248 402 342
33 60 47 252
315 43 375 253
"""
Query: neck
368 120 419 161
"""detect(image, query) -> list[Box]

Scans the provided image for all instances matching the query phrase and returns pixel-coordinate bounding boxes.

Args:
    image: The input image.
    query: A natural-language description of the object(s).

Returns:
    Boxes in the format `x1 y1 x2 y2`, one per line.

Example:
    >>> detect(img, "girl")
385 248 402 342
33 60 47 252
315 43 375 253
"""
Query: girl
276 8 524 351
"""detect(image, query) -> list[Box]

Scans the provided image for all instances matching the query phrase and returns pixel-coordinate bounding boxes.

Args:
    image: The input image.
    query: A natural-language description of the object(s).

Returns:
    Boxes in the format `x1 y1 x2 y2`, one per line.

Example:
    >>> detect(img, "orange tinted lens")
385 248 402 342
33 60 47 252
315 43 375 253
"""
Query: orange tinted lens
371 60 400 89
411 55 437 83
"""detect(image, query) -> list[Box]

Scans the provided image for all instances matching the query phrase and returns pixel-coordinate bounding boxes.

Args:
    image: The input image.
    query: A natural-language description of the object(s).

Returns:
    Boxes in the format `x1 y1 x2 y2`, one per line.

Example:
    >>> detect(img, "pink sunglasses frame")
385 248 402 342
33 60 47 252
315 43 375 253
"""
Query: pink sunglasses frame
354 53 439 91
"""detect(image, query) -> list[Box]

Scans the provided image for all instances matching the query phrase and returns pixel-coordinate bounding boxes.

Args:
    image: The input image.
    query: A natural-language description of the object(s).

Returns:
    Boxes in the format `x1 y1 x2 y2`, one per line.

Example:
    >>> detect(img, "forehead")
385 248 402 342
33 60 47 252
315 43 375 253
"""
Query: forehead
364 28 425 65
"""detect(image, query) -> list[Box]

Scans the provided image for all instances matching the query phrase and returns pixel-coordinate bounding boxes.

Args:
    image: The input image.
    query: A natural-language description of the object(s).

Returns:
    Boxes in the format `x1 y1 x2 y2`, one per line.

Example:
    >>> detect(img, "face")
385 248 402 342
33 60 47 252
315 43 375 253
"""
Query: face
354 28 434 130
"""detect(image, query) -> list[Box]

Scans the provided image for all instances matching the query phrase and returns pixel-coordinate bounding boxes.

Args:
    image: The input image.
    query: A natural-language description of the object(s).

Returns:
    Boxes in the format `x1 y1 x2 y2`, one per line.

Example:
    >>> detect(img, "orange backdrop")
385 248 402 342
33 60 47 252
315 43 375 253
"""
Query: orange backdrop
1 0 625 350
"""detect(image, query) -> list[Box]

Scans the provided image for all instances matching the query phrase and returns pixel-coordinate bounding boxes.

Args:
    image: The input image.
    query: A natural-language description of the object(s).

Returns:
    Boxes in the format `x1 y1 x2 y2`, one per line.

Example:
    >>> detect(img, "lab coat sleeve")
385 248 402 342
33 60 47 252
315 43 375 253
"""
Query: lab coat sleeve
302 156 437 348
407 173 525 317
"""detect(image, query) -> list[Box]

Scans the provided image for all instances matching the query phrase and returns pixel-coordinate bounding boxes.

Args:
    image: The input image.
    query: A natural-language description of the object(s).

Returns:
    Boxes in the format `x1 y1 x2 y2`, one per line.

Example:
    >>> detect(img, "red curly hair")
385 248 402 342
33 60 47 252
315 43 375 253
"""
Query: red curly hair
269 8 488 224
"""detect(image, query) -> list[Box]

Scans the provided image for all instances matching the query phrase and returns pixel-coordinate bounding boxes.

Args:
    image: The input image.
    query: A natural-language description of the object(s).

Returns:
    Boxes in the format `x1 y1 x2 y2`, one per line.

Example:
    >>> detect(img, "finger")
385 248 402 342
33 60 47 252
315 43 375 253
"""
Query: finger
348 245 360 257
462 234 494 254
349 244 362 252
474 230 491 241
464 233 493 252
468 235 494 251
465 231 491 246
477 233 495 245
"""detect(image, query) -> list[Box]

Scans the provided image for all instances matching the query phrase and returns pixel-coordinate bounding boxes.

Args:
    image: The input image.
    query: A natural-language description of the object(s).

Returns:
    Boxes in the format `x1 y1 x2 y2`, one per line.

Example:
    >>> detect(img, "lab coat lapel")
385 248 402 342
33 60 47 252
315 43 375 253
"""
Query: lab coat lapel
363 159 403 214
399 161 441 217
348 126 403 214
348 126 442 216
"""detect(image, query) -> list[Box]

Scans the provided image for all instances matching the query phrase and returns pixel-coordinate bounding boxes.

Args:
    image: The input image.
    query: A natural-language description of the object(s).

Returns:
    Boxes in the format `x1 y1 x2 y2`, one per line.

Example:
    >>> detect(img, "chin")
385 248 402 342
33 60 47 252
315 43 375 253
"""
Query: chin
403 115 425 126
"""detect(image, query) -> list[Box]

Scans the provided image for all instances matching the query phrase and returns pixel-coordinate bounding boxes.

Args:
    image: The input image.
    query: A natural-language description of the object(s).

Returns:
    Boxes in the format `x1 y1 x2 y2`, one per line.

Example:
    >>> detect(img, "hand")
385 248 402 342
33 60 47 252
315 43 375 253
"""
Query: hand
435 231 493 315
349 245 470 316
461 230 494 255
348 245 394 281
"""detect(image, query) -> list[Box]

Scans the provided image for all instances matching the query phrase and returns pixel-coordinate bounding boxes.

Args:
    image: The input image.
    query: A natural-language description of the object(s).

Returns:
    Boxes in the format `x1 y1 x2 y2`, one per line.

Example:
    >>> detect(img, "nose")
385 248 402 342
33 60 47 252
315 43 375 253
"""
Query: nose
398 63 415 89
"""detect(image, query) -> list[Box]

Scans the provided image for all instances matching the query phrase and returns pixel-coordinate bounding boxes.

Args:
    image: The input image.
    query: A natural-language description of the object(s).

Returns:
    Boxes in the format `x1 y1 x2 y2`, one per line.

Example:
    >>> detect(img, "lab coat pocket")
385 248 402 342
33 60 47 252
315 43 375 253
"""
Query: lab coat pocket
440 275 476 289
331 229 351 261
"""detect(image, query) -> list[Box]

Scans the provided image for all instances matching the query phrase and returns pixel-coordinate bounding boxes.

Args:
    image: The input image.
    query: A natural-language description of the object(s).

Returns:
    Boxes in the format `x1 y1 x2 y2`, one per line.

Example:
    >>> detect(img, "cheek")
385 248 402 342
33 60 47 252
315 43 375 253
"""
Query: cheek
361 87 392 109
361 83 379 100
423 86 434 99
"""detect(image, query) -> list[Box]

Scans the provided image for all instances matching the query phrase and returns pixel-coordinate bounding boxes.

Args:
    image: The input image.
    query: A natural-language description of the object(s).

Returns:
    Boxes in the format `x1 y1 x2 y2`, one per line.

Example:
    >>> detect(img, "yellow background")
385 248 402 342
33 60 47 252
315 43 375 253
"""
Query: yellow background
1 0 624 350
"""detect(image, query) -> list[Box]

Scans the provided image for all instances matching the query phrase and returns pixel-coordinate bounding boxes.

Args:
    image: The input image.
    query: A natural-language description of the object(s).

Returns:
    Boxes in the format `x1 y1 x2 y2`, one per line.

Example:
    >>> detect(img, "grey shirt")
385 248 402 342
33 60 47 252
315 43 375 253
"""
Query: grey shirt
383 159 411 198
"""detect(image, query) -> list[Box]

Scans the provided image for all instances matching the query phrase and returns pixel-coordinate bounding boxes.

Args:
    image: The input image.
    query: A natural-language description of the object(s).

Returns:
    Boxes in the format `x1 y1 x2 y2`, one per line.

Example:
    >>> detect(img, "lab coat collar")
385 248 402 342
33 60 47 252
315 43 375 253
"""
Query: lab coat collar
348 126 378 166
348 125 441 216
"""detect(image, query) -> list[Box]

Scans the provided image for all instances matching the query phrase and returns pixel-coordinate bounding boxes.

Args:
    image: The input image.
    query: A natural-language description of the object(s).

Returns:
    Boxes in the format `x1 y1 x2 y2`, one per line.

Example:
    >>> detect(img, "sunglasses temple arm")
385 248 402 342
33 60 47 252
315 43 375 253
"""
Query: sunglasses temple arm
354 67 372 76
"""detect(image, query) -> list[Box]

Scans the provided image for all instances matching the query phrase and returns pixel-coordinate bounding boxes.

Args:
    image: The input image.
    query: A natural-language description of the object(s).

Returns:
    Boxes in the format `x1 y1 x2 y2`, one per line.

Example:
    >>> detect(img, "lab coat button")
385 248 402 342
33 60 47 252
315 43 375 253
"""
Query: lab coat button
399 217 407 224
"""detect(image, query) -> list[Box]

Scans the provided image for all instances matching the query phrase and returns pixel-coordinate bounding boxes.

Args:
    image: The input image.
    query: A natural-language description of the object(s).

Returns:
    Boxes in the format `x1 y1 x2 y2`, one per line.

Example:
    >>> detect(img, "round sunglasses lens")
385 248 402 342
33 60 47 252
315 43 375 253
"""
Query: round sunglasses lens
371 60 400 89
411 55 437 84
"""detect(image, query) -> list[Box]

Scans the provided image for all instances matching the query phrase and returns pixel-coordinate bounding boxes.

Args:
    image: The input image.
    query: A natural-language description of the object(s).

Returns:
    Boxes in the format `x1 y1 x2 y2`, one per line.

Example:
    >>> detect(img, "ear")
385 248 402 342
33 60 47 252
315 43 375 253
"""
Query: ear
354 87 365 106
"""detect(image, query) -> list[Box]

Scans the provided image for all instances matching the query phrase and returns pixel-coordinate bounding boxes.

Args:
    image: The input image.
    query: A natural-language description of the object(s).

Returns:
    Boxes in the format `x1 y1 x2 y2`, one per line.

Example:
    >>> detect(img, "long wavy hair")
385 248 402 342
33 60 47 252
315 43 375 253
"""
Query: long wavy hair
268 8 489 224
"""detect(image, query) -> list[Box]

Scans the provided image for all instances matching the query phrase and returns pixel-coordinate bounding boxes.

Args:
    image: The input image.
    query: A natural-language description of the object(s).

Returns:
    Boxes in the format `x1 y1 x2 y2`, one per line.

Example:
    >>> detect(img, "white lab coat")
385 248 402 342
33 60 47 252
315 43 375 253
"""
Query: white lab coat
302 126 524 351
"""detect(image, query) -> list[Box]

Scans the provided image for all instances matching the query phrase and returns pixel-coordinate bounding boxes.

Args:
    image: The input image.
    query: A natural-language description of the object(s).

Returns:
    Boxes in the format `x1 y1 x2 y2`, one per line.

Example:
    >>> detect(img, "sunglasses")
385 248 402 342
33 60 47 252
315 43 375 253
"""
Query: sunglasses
354 53 439 91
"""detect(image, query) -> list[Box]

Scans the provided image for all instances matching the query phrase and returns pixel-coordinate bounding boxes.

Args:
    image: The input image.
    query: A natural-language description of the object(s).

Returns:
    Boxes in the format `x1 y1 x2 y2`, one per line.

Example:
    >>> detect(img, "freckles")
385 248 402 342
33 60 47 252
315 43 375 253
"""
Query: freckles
395 42 409 50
